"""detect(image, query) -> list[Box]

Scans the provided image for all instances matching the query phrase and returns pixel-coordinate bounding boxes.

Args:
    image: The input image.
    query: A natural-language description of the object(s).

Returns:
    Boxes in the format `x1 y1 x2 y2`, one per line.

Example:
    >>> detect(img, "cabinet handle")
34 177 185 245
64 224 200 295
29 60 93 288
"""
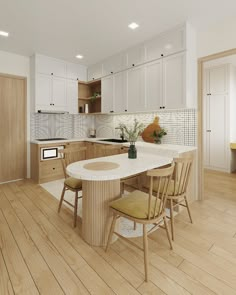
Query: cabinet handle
207 93 211 96
77 78 79 81
163 106 165 109
160 106 162 109
110 110 114 113
206 130 211 132
93 78 95 80
132 64 135 67
161 54 164 57
53 167 55 170
111 71 113 74
51 73 53 75
125 109 127 112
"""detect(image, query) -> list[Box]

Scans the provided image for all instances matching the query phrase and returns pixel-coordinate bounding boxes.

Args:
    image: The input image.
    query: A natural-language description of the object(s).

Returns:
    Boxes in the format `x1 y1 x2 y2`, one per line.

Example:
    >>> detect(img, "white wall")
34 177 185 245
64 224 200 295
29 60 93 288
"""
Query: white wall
0 50 31 178
197 17 236 58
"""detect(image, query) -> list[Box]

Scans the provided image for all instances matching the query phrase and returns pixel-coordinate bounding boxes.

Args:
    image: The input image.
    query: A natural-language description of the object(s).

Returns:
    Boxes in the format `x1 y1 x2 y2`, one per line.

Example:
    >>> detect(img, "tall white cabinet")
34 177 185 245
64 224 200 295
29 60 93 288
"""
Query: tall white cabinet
204 64 230 172
31 54 87 113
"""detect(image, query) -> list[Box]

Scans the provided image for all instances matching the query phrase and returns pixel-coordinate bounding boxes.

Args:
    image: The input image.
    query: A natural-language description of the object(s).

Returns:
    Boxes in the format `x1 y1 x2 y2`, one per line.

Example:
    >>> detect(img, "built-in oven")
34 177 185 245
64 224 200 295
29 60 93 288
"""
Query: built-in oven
40 146 64 161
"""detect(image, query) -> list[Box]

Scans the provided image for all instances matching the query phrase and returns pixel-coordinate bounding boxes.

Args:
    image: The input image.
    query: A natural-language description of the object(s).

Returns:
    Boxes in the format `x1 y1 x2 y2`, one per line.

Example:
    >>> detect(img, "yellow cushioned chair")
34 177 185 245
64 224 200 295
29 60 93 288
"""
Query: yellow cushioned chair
58 147 86 227
106 164 175 282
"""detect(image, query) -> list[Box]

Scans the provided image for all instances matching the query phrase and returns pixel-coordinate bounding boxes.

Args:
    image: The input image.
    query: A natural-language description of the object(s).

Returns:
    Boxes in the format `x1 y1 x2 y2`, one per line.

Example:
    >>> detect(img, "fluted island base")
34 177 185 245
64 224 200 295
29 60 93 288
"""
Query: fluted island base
82 179 120 246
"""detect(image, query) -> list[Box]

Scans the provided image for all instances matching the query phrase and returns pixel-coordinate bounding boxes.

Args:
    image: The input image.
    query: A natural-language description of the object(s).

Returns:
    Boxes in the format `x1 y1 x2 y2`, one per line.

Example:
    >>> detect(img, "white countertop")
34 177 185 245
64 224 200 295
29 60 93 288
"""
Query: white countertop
66 152 172 181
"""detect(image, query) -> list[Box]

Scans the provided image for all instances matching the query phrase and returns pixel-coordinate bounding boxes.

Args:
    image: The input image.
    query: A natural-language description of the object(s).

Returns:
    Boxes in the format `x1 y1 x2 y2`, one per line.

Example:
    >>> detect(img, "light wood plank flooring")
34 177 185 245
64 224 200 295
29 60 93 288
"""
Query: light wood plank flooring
0 169 235 295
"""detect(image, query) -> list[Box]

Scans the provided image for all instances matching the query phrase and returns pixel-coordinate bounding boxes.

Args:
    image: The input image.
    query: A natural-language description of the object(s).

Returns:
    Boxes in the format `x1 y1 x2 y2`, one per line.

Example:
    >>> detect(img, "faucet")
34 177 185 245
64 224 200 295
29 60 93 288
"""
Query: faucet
115 126 125 142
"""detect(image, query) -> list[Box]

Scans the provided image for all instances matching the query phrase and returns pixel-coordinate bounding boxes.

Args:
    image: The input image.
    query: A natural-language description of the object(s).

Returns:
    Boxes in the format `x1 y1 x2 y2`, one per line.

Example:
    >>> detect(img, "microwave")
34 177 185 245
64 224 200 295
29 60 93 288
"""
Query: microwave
40 146 64 161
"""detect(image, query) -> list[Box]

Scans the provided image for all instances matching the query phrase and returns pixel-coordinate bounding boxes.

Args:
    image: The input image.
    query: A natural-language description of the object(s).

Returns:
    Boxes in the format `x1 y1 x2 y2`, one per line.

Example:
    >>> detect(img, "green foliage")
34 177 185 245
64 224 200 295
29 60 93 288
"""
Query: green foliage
119 119 144 144
151 128 167 143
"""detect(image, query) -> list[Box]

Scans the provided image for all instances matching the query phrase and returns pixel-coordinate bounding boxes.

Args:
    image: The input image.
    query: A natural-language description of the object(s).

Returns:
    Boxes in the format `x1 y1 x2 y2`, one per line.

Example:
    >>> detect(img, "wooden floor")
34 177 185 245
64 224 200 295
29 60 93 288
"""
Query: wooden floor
0 170 236 295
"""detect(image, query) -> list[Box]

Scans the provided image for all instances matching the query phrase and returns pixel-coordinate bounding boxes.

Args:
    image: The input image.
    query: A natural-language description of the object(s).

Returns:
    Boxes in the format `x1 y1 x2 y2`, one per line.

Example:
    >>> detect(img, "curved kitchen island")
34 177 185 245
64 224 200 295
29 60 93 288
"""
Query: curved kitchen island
67 152 172 246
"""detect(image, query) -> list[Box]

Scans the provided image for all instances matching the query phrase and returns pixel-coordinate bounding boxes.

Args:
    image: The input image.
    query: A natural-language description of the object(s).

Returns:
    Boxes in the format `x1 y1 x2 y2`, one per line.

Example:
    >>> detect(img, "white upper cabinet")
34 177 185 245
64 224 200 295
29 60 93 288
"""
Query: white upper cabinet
162 52 185 109
102 53 126 76
67 62 87 81
88 63 103 81
113 71 127 113
67 80 78 114
127 65 145 112
31 54 87 113
145 25 186 62
36 55 66 78
145 59 162 110
126 45 145 68
101 76 114 113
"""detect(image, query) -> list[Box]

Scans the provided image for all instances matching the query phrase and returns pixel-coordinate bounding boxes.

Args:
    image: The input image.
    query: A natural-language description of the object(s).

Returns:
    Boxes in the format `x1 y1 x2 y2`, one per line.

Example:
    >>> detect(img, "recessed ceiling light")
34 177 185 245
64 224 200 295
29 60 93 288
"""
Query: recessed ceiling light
128 22 139 30
0 31 9 37
76 54 84 59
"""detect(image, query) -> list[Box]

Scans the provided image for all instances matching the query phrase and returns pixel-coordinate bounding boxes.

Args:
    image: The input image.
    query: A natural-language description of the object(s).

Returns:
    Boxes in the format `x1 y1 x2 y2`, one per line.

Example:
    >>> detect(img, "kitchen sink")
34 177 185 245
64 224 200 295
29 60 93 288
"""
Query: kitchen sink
100 138 128 143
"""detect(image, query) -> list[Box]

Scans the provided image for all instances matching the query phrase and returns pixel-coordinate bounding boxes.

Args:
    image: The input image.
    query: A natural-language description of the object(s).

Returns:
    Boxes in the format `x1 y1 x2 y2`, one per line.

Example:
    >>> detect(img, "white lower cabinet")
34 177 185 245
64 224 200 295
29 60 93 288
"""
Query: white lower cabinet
127 66 145 112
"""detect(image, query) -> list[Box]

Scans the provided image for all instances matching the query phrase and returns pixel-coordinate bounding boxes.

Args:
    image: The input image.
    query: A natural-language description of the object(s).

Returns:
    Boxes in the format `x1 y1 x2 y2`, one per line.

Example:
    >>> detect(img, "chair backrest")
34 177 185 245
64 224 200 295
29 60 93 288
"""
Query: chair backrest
59 147 87 178
172 157 193 196
147 163 175 219
99 145 122 157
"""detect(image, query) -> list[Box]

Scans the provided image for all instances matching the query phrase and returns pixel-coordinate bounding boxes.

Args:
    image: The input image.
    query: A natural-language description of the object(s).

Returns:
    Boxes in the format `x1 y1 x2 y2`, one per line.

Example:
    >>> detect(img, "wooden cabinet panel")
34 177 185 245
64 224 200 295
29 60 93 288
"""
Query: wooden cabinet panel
67 142 86 161
39 160 64 183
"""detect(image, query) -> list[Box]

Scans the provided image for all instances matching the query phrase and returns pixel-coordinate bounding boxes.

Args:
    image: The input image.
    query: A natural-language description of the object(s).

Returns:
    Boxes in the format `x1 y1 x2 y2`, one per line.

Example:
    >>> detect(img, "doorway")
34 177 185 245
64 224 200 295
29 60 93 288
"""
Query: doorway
198 49 236 200
0 74 27 183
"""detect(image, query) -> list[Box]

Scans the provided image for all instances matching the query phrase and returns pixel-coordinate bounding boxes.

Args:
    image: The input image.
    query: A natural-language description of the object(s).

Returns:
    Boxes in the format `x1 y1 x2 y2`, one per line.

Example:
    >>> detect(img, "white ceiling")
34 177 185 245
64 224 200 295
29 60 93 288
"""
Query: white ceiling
0 0 236 66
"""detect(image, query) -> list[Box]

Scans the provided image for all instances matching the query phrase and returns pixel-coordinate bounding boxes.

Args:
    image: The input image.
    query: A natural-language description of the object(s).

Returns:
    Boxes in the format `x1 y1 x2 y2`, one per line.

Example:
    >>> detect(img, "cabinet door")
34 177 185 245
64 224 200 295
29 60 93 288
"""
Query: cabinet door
52 77 67 110
67 63 87 81
127 66 145 112
103 54 127 76
37 55 66 78
88 63 103 81
145 26 185 62
35 74 53 110
126 45 145 68
101 76 114 113
162 52 185 109
145 60 162 110
67 80 78 114
113 72 127 113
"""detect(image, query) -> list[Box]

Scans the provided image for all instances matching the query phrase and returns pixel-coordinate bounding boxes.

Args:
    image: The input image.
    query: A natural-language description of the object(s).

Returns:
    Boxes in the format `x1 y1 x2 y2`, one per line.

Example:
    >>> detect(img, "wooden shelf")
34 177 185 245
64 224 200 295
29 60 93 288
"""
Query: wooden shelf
79 96 101 100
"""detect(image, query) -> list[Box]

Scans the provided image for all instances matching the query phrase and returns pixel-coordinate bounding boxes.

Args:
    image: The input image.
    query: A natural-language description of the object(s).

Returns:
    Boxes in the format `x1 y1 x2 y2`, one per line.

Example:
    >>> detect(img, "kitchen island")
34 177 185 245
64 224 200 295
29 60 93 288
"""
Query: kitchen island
67 148 196 246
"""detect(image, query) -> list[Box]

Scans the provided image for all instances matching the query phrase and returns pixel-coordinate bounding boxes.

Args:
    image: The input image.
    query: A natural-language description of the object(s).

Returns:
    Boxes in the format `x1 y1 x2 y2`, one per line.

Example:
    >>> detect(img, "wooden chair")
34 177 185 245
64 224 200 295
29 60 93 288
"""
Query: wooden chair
58 147 87 227
166 157 193 240
106 164 175 282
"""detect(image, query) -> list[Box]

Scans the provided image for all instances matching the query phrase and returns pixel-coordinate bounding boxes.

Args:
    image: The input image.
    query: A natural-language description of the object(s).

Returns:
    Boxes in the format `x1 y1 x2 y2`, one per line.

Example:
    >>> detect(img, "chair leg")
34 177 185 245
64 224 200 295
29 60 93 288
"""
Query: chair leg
120 182 125 196
106 213 117 252
73 191 78 228
163 216 173 250
143 224 149 282
184 196 193 224
170 199 174 241
58 185 66 213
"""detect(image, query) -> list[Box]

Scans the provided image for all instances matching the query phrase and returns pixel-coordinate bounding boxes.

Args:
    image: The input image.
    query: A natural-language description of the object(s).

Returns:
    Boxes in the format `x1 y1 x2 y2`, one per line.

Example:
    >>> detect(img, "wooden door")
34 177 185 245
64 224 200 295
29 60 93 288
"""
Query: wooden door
145 59 162 110
0 75 26 182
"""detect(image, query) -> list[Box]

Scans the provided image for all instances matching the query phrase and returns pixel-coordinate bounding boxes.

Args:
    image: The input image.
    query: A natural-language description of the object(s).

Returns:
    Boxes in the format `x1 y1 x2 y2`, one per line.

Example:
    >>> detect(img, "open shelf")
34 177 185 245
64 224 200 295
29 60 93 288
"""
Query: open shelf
78 80 101 114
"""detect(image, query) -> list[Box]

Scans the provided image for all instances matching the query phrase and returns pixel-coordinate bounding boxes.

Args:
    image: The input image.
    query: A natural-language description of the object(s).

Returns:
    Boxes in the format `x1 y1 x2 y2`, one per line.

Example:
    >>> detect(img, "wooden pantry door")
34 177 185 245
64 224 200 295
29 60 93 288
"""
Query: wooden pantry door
0 74 27 183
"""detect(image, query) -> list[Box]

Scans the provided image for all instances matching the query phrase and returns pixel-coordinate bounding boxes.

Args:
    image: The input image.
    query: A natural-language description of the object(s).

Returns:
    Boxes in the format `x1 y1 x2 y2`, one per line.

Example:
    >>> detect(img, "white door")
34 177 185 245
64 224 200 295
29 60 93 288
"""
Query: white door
35 74 53 110
101 76 114 113
88 63 103 81
204 65 229 171
145 59 162 110
67 80 78 114
126 45 145 68
52 77 67 110
127 65 145 112
162 52 185 109
113 72 127 113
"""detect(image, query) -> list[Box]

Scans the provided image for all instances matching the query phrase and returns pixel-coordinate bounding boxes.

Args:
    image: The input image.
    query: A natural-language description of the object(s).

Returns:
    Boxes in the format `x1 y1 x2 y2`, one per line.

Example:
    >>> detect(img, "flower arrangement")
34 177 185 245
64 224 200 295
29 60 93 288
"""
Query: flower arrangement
119 119 144 145
152 128 167 144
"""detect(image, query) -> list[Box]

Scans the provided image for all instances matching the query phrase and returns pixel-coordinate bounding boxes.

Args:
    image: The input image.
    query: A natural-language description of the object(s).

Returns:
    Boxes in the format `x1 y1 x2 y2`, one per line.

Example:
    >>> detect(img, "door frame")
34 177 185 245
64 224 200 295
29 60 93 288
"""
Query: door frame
198 48 236 200
0 73 27 182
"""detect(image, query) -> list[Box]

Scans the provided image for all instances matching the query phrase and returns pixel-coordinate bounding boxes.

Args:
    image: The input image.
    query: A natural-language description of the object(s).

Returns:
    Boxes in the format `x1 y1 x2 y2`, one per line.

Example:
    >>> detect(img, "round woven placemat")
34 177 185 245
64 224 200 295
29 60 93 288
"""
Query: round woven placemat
83 161 120 171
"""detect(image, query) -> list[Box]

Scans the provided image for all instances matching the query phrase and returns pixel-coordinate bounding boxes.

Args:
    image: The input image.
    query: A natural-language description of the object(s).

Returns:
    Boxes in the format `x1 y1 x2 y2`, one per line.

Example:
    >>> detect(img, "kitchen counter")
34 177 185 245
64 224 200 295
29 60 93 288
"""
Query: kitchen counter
230 143 236 149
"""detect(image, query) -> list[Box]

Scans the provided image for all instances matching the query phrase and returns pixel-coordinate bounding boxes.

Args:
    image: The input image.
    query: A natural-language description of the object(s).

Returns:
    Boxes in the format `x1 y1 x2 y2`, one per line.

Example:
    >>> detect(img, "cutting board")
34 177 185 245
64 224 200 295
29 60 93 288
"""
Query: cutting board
141 117 161 143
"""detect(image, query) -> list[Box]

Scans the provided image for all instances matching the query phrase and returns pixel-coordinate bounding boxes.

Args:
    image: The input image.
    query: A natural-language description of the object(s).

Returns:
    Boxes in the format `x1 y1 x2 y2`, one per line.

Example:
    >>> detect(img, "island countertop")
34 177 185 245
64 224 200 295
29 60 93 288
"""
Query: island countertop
67 152 172 181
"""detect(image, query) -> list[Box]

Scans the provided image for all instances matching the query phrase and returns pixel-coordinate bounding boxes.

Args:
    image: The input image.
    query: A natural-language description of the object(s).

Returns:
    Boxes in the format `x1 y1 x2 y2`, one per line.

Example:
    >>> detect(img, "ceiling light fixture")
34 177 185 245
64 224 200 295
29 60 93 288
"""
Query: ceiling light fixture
76 54 84 59
128 22 139 30
0 31 9 37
